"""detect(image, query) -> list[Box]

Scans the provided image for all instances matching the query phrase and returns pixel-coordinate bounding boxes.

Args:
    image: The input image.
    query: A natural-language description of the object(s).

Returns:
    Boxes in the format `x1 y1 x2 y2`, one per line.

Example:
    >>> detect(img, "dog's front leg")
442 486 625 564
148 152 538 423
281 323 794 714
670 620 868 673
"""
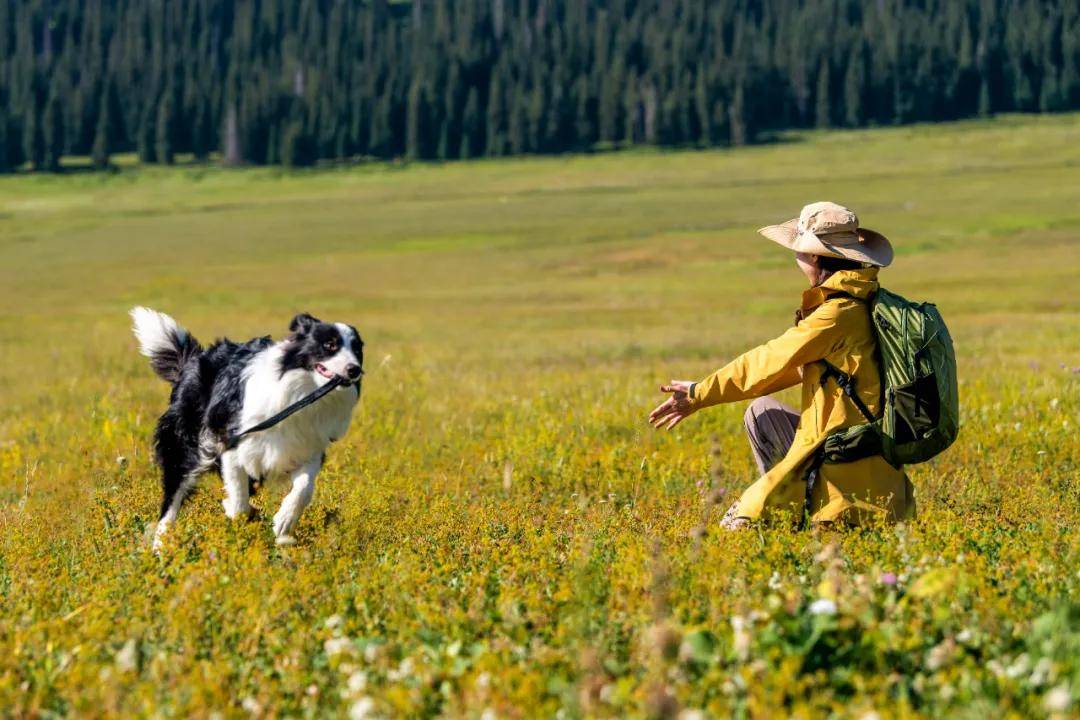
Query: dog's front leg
221 450 253 520
272 455 321 545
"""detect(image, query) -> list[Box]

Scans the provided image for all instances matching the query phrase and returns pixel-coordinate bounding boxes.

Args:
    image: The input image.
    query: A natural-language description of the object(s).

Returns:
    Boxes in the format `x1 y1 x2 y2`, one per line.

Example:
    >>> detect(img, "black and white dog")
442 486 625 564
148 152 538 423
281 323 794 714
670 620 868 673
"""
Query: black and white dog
131 307 363 550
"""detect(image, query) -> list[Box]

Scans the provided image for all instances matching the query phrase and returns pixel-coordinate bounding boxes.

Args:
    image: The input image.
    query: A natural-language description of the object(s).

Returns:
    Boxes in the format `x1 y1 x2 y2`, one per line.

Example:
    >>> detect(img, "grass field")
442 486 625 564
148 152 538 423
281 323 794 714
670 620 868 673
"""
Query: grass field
1 114 1078 719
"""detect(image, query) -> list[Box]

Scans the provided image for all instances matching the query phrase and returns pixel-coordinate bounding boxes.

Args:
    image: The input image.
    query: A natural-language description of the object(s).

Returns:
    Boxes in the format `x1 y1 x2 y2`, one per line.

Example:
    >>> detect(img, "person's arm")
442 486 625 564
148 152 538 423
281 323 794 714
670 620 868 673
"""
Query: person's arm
687 302 845 410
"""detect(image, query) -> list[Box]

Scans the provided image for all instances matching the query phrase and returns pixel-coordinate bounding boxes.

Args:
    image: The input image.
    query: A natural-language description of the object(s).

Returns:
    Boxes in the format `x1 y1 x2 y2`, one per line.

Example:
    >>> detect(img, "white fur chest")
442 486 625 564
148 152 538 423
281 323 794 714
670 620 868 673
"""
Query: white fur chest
234 347 359 479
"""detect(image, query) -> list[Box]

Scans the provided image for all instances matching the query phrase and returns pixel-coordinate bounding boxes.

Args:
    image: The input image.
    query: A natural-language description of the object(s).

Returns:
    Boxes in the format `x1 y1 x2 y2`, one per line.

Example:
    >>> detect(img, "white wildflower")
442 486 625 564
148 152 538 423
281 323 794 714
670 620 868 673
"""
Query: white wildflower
476 672 491 689
809 598 837 616
349 697 376 720
1049 398 1059 410
1005 653 1031 679
115 639 138 673
956 629 973 645
679 710 707 720
1029 657 1054 686
1044 684 1071 713
388 656 415 681
324 614 344 631
347 671 368 695
768 571 782 590
324 637 353 658
860 712 881 720
925 639 956 672
731 615 751 659
480 710 497 720
241 697 262 716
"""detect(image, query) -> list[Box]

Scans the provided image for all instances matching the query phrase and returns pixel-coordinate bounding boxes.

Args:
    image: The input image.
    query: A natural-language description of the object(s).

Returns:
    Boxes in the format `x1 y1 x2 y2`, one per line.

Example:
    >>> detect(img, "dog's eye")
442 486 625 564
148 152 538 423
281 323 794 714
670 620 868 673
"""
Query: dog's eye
323 340 337 351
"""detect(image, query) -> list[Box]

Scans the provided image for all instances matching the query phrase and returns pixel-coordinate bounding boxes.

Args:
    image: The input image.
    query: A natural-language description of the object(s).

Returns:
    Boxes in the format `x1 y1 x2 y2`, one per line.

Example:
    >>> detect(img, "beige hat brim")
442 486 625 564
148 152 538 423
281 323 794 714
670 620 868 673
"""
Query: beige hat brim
757 219 893 267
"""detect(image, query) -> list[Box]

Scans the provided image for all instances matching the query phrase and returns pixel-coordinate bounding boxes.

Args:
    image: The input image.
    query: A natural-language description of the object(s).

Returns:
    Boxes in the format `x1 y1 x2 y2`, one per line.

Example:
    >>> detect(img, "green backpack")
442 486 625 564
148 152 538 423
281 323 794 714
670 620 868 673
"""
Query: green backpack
818 288 959 468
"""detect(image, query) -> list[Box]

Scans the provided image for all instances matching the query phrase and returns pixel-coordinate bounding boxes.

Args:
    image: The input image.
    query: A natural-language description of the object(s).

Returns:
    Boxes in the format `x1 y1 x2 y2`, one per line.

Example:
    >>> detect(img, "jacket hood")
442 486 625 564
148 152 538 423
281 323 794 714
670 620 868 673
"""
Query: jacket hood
802 267 879 312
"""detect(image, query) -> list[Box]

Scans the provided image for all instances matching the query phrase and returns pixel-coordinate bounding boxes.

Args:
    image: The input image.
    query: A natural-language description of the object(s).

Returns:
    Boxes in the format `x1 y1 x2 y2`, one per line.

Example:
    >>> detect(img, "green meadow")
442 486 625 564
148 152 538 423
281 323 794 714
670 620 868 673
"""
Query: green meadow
0 114 1077 718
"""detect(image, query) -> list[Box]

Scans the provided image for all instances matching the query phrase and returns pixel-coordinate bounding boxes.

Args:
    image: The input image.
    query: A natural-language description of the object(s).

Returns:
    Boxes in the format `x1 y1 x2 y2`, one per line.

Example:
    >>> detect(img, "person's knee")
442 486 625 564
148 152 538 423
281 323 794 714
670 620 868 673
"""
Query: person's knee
744 397 773 431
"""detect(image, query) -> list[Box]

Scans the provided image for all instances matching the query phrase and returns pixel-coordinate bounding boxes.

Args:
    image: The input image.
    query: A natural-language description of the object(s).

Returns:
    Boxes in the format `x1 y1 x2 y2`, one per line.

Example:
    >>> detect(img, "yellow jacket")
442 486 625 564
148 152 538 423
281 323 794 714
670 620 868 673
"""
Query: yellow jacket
688 267 915 525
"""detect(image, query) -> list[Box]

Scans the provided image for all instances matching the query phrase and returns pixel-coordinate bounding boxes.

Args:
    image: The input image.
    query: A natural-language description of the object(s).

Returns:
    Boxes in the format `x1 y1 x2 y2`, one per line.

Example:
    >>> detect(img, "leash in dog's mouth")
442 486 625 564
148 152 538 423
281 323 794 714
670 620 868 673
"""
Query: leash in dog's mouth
225 374 359 450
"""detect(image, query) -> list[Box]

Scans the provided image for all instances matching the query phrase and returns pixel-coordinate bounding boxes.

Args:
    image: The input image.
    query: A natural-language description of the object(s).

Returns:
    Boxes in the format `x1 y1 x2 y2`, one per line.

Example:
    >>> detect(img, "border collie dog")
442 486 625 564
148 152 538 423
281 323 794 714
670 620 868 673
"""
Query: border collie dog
131 308 363 550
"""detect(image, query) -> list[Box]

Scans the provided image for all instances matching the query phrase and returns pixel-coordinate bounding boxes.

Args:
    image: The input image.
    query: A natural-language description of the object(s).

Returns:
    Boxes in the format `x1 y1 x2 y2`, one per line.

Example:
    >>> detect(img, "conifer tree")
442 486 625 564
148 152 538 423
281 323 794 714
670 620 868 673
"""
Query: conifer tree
22 101 43 171
43 92 65 171
406 78 425 160
91 92 111 169
844 44 864 127
816 59 831 129
0 107 9 173
223 104 242 166
156 93 176 165
460 86 480 159
0 0 1076 171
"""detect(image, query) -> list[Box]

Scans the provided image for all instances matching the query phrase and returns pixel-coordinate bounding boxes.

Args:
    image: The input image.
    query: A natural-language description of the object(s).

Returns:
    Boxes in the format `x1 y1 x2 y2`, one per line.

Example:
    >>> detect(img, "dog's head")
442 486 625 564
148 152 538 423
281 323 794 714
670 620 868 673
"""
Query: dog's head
281 313 364 386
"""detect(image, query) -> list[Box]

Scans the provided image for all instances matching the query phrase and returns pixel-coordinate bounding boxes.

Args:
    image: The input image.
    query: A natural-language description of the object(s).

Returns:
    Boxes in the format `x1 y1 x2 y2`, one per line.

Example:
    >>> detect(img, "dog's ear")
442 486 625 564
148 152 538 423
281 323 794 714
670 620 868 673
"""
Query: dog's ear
289 313 320 334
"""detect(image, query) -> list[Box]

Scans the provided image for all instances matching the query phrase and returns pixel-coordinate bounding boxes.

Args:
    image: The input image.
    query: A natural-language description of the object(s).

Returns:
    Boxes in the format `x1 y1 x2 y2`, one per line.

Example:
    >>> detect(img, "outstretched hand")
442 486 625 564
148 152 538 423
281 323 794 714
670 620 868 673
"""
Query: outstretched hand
649 380 697 430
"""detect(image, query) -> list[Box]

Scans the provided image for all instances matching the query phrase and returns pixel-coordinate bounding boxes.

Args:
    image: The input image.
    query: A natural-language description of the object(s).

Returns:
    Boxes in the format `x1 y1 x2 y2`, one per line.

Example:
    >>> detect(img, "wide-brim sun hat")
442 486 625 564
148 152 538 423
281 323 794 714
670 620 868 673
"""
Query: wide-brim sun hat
757 201 893 267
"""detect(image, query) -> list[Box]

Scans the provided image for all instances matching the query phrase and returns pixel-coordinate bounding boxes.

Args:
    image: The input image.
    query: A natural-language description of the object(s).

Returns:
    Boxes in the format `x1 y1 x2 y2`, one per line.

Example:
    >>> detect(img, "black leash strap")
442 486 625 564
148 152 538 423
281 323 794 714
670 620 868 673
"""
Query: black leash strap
226 376 346 450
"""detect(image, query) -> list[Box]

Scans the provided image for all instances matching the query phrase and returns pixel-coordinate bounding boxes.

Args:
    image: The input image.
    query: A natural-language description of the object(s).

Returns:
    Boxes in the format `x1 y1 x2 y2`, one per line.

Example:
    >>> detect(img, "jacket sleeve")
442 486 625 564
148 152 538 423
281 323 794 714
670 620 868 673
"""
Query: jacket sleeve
688 301 846 408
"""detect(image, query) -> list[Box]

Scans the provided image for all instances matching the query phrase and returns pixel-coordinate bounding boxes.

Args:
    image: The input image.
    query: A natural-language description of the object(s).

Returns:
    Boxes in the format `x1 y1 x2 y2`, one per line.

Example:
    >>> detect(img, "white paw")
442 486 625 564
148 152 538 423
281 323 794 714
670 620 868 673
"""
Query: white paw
222 499 252 520
272 511 292 538
150 521 168 553
275 535 297 547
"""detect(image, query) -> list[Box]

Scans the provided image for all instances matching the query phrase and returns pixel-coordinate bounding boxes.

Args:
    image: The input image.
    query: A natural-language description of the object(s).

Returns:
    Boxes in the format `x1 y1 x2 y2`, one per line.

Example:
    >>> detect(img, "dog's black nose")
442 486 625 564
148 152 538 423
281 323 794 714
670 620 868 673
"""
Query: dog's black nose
345 364 363 380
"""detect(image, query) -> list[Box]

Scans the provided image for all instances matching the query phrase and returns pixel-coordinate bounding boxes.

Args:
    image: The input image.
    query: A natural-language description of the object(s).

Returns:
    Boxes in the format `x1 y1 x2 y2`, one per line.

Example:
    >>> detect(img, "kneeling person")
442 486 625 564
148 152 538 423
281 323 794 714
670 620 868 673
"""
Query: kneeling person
649 202 915 528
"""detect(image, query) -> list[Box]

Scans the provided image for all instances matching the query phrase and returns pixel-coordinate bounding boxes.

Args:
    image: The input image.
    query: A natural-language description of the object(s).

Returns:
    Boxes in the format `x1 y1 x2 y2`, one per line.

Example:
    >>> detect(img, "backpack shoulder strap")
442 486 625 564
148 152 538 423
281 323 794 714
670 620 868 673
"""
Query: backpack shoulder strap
818 358 878 424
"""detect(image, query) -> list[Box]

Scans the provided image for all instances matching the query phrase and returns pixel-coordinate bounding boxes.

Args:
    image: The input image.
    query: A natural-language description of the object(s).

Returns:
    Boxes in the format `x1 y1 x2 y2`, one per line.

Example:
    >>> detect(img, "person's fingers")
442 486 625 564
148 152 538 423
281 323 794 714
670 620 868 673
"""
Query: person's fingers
648 403 667 421
666 414 684 430
659 384 675 394
651 411 676 428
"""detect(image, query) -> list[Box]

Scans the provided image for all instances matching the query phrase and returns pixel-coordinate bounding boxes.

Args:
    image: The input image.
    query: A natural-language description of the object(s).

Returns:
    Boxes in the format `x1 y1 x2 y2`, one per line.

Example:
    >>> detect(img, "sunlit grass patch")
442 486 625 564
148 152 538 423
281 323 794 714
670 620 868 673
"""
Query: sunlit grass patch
0 115 1078 717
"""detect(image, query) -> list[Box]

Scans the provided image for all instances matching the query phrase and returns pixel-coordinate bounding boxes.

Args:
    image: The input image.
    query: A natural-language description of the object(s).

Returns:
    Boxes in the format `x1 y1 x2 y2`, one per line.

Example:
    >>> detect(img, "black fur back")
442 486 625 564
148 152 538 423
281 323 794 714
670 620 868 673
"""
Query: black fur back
153 336 271 518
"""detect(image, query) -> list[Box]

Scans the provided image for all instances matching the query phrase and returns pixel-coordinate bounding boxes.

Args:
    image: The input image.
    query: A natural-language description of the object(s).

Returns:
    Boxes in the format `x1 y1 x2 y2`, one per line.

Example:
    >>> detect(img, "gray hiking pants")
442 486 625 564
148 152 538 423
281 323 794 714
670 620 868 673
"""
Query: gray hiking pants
744 396 800 475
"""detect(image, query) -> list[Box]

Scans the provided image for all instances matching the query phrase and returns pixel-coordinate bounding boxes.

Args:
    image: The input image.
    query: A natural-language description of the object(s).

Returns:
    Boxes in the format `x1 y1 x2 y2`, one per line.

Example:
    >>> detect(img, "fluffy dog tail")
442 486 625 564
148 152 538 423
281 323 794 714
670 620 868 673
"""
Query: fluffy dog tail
130 307 203 384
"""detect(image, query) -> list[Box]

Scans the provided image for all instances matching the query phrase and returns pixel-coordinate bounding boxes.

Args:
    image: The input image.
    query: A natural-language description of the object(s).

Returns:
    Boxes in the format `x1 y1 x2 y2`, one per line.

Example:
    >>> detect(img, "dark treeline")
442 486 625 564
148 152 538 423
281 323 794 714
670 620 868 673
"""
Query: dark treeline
1 0 1078 172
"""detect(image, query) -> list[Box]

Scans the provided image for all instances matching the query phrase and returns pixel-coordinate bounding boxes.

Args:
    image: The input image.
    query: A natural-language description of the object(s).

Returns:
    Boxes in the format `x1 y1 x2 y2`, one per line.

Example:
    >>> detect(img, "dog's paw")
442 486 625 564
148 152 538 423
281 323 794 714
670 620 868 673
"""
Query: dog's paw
272 511 292 538
275 534 297 547
222 499 254 520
